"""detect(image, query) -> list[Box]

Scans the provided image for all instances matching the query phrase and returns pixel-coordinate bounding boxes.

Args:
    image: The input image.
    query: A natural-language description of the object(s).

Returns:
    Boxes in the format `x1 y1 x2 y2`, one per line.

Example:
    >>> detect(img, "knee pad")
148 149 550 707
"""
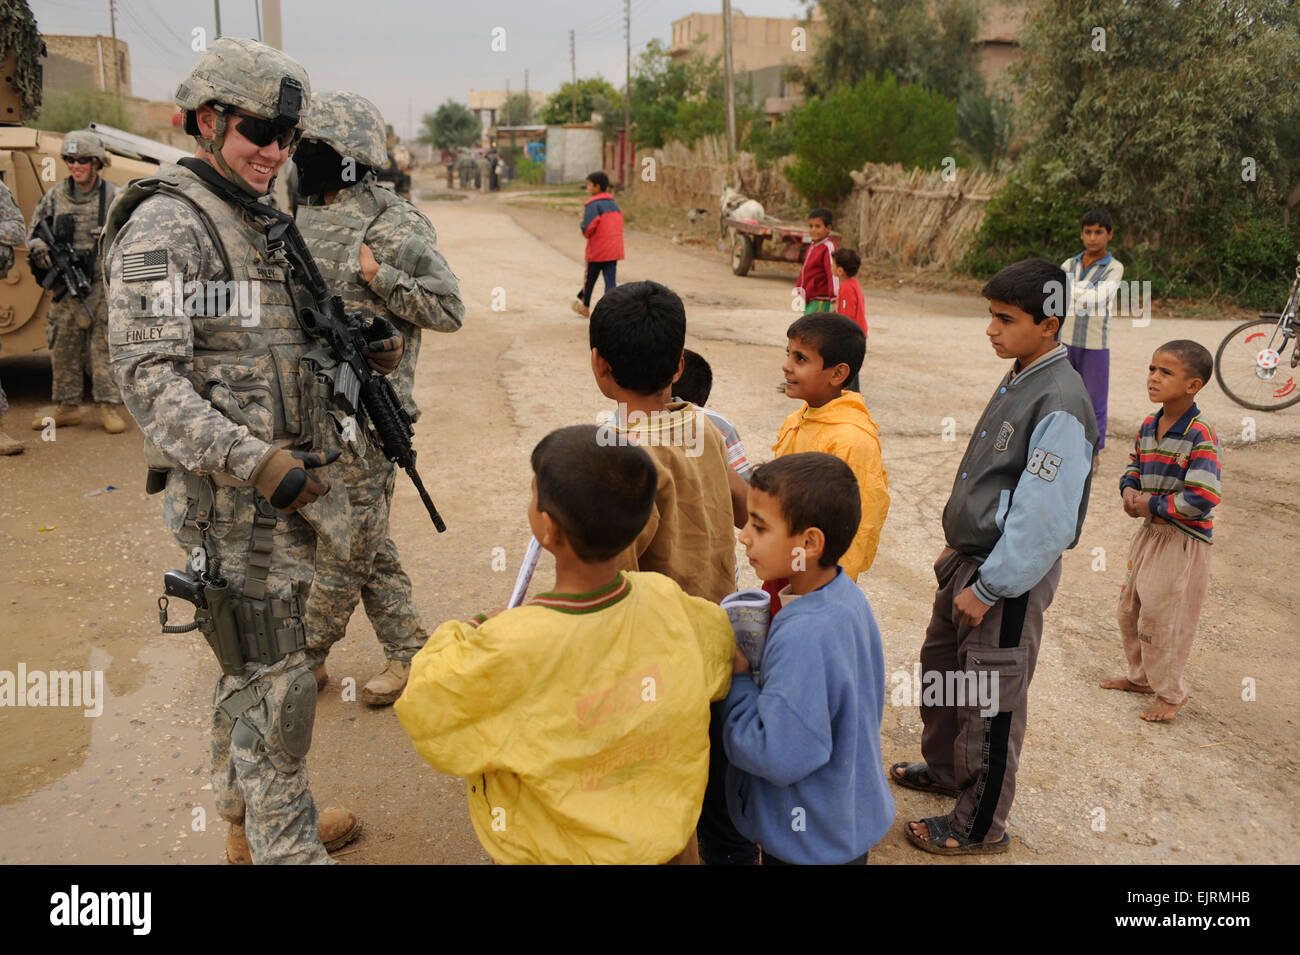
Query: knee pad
276 667 317 759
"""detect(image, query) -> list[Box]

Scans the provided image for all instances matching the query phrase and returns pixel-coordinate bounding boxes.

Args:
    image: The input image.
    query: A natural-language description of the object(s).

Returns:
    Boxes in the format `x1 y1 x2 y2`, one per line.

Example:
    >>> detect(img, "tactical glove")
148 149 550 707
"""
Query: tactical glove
251 448 341 512
32 248 52 270
362 316 404 375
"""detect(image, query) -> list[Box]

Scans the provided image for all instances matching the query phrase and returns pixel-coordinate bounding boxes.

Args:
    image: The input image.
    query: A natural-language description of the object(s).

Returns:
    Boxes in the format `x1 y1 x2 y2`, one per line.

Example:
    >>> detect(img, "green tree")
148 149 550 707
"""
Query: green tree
498 92 533 126
784 73 958 203
965 0 1300 306
541 77 621 125
796 0 985 101
418 99 482 150
628 37 762 148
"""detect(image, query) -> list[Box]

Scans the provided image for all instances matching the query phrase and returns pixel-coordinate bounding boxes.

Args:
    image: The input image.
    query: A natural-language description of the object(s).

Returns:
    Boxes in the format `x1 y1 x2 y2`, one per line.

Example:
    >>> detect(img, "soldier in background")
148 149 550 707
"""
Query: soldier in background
294 90 464 705
104 38 401 864
27 130 125 434
0 179 27 455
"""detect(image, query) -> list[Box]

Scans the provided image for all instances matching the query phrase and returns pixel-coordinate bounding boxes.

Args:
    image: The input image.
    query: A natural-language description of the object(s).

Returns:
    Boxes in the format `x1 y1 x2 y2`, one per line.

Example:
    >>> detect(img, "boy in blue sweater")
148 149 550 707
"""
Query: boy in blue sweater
722 452 894 865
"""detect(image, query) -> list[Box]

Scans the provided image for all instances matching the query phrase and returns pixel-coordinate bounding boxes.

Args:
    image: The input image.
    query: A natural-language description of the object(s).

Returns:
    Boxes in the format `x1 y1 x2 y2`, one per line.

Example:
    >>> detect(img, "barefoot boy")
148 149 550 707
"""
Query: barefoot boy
1101 340 1220 722
724 453 894 865
892 258 1098 855
395 426 735 864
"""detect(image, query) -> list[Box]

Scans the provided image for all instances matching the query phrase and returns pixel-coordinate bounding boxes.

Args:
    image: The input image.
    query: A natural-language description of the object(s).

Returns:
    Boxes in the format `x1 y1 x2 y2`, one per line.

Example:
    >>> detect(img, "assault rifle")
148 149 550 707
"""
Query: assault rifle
32 217 97 328
177 157 446 532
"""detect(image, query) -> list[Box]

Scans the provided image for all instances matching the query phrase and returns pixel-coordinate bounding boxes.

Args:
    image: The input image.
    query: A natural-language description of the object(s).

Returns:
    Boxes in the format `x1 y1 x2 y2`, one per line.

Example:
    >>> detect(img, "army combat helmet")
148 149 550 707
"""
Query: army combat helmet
174 36 310 196
60 129 110 167
302 90 388 170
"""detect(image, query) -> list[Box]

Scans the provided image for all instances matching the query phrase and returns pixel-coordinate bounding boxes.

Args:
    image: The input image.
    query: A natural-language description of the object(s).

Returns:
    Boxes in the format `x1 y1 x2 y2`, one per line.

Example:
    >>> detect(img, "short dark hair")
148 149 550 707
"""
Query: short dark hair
590 280 687 395
675 349 713 406
531 425 658 562
586 170 610 191
981 258 1068 333
786 313 866 380
808 207 833 226
1156 339 1213 384
750 453 860 568
1081 208 1114 232
832 247 861 277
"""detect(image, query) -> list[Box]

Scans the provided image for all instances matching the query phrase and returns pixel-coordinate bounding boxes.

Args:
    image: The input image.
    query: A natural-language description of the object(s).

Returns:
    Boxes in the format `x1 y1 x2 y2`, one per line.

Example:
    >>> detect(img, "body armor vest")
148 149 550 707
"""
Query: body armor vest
46 176 115 280
295 177 422 420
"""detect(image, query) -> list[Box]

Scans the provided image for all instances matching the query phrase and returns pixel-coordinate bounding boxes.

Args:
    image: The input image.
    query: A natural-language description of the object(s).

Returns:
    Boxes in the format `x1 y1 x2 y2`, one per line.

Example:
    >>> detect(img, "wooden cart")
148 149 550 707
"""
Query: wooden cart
724 216 843 276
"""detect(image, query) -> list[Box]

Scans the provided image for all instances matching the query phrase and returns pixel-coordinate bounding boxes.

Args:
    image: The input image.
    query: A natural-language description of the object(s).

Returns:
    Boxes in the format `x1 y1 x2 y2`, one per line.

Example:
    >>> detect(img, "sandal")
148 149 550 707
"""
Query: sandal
904 815 1010 856
890 761 961 797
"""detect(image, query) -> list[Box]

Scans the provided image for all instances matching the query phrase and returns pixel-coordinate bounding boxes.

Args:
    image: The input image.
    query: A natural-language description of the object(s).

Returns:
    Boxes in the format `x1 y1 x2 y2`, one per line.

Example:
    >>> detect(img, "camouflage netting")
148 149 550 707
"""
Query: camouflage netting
0 0 47 116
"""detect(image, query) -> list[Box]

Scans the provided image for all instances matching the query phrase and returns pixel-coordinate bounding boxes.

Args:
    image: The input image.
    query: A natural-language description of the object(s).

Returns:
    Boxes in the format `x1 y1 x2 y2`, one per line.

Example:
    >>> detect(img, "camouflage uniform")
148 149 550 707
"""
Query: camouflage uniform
104 39 348 864
0 180 25 450
295 91 463 677
27 133 121 407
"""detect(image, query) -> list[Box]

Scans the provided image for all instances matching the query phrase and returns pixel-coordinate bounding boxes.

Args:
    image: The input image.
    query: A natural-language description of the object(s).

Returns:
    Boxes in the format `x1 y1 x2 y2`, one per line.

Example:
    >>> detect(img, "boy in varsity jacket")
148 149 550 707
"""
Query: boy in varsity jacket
892 258 1099 856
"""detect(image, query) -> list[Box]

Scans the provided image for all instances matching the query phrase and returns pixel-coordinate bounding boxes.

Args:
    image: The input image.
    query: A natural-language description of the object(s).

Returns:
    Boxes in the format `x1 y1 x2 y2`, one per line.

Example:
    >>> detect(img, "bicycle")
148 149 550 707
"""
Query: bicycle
1215 252 1300 411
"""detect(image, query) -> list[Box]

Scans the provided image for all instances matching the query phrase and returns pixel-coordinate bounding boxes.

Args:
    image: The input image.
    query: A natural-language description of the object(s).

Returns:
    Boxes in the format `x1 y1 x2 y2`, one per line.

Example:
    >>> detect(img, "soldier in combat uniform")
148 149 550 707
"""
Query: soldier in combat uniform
0 179 27 455
27 130 126 435
104 38 403 864
294 90 464 704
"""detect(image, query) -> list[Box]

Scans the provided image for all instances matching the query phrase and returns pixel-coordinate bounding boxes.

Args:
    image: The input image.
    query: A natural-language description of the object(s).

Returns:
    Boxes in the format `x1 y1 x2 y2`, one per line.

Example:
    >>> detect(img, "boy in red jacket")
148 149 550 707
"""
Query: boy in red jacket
834 248 867 393
796 207 838 313
573 170 625 317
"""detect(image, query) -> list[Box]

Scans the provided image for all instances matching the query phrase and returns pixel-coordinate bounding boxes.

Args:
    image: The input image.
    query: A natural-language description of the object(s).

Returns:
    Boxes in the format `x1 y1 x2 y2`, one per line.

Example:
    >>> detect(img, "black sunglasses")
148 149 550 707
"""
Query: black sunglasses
215 105 300 150
64 156 94 165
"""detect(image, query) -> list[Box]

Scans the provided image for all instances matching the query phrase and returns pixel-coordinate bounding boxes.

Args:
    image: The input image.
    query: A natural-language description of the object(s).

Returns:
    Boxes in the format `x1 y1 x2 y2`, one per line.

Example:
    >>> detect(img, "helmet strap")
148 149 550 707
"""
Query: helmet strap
206 110 268 198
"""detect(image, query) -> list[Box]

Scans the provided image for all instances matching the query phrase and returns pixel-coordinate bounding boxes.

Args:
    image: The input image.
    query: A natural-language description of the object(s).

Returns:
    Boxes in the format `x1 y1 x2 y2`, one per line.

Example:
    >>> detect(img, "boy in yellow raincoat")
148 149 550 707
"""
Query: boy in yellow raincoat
774 313 890 584
395 425 735 864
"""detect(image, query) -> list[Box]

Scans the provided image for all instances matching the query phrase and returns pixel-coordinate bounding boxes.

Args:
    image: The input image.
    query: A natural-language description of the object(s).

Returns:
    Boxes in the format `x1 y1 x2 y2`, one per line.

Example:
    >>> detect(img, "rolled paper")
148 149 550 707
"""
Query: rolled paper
721 588 771 670
507 536 543 609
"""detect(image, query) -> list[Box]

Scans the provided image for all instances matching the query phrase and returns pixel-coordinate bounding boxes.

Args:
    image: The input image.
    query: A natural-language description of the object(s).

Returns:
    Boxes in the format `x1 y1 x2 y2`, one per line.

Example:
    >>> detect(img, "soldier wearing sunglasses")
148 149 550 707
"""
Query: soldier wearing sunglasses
26 129 124 434
103 37 402 865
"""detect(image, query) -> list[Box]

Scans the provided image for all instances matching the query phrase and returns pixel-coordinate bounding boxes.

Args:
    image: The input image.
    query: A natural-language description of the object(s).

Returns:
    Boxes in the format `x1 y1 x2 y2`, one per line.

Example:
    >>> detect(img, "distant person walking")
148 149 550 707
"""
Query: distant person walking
572 170 624 318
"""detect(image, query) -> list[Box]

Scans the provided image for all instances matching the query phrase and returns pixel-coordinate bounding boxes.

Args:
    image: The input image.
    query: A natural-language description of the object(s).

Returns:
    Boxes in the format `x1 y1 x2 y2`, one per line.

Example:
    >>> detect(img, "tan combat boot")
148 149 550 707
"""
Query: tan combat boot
100 403 127 434
312 664 328 691
360 660 410 706
225 808 362 864
0 418 22 455
32 403 81 429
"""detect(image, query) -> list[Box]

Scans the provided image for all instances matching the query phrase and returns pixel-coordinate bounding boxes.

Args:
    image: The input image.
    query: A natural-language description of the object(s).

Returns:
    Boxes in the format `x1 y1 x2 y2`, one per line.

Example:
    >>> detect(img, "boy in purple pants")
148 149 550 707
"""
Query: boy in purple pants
1060 209 1124 473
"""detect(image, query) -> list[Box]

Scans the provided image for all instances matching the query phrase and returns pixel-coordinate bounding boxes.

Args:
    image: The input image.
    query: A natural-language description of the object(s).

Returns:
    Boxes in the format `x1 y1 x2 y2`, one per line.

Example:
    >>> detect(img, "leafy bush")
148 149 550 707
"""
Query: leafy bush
784 73 957 204
32 87 134 134
515 156 545 186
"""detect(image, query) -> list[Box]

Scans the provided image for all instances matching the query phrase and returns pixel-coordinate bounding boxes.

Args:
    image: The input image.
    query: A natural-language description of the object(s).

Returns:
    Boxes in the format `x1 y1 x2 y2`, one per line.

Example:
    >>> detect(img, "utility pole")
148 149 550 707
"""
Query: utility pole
504 77 510 129
107 0 120 94
254 0 262 41
213 0 222 38
570 29 577 123
722 0 736 159
624 0 632 189
524 69 530 124
263 0 281 50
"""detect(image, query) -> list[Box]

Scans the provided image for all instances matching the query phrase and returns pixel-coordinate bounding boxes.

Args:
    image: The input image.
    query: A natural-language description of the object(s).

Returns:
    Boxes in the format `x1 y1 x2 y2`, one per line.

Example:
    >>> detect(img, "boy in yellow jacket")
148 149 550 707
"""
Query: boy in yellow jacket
395 425 735 864
775 313 890 582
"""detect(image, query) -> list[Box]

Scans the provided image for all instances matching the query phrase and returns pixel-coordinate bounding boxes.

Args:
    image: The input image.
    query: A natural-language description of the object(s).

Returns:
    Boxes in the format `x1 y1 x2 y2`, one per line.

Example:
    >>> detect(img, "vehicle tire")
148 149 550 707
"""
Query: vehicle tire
731 233 754 276
1214 317 1300 411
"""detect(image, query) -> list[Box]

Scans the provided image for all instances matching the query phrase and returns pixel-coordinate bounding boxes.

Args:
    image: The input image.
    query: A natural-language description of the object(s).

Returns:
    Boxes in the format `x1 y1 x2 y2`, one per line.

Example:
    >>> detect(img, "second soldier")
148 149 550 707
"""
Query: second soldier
294 90 464 704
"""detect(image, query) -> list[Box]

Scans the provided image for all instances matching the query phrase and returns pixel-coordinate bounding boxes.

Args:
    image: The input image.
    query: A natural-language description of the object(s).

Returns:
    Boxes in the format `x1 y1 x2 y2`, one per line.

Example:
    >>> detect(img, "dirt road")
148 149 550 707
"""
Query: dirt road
1 177 1296 864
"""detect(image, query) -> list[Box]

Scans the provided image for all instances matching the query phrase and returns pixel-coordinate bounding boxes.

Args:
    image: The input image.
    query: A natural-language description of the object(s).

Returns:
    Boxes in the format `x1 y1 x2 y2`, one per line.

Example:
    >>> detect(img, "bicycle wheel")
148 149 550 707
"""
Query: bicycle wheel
1214 318 1300 411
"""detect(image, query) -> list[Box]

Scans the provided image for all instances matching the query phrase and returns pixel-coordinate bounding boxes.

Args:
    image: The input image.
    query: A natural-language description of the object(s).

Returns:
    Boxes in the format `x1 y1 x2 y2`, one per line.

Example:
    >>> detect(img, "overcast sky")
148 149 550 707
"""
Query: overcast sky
29 0 807 139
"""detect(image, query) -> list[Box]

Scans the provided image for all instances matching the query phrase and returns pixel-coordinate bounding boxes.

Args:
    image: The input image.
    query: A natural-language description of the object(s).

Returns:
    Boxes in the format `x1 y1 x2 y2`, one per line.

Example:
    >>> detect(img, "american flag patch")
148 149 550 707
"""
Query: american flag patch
121 250 169 283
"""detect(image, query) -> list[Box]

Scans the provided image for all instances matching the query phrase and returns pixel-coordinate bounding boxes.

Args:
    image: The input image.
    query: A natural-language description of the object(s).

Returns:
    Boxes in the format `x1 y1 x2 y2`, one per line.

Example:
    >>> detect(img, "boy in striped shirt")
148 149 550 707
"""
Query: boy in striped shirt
1102 340 1221 722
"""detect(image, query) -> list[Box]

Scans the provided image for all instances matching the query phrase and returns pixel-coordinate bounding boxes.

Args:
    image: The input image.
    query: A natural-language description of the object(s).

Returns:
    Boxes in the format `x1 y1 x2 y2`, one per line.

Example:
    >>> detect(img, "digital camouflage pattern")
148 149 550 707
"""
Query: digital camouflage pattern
304 458 427 667
28 175 120 404
0 180 22 416
174 36 312 123
296 122 463 668
304 90 388 170
106 150 339 863
59 129 111 165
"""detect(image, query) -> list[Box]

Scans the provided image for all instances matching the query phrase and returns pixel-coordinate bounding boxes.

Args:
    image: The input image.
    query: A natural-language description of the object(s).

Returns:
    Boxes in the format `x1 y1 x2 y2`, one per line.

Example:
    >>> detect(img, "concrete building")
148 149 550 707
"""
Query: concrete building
42 34 130 95
468 89 551 140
